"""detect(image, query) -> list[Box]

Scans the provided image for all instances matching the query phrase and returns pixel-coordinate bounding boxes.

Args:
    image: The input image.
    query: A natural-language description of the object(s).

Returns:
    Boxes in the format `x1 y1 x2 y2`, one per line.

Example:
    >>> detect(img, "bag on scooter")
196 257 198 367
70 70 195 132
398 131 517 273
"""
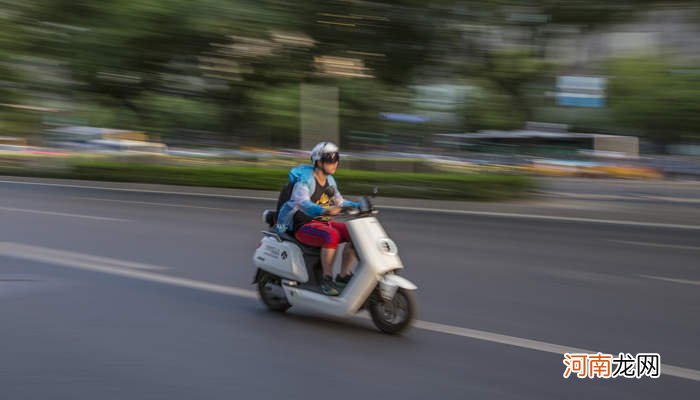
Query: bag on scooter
270 181 294 225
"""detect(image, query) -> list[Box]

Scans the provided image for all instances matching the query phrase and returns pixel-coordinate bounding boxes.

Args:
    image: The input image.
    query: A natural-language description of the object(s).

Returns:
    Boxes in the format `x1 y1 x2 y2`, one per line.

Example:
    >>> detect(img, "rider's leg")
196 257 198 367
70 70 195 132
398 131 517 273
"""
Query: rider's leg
328 221 355 277
320 247 337 277
294 221 343 295
340 243 357 277
295 221 341 276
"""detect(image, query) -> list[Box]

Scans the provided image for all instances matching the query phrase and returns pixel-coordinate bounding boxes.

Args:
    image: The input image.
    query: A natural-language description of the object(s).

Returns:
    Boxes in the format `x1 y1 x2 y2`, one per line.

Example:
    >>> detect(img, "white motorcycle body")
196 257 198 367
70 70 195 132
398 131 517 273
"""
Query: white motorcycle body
253 210 417 333
254 237 309 282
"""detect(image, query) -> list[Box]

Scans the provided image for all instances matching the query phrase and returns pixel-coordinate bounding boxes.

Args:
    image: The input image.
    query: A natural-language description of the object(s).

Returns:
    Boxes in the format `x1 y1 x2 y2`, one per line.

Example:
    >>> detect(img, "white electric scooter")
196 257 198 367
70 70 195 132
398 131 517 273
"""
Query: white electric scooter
252 193 417 334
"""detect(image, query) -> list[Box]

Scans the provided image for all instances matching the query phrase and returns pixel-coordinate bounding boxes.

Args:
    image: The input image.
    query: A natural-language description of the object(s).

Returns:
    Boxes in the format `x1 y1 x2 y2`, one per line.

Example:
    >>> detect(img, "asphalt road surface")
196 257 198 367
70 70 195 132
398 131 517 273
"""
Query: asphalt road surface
1 179 699 399
538 177 700 206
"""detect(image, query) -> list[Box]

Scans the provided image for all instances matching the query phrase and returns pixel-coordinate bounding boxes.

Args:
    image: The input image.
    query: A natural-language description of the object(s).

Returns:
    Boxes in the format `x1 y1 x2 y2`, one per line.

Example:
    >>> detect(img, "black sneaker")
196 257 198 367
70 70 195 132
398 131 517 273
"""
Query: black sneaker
335 273 353 289
321 275 340 296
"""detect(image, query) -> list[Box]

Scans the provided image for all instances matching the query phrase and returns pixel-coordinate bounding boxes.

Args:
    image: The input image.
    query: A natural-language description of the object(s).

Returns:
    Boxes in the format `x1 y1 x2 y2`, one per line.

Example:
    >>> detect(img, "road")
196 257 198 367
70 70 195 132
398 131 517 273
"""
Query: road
538 177 700 206
1 179 698 399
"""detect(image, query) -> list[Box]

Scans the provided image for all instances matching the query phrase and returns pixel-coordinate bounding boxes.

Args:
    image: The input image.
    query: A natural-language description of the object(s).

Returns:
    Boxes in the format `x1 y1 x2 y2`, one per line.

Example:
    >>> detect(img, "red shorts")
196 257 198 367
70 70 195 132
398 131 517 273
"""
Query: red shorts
295 220 350 250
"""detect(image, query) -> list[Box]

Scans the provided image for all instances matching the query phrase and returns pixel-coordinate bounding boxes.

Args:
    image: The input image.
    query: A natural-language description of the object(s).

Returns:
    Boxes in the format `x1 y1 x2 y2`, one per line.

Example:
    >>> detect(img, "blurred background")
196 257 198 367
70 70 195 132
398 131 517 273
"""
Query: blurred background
0 0 699 182
2 3 700 398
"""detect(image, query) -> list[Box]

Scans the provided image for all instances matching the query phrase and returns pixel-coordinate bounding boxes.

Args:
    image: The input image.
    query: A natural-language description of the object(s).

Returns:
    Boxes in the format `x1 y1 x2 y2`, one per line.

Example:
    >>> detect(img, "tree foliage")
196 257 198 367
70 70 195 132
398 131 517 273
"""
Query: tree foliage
608 57 700 145
0 0 695 146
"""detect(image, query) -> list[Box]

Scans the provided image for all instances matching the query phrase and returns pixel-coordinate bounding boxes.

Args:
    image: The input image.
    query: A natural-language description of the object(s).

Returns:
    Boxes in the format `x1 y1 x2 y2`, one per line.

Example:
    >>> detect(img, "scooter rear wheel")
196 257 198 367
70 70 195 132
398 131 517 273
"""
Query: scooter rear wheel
257 273 291 312
369 288 416 334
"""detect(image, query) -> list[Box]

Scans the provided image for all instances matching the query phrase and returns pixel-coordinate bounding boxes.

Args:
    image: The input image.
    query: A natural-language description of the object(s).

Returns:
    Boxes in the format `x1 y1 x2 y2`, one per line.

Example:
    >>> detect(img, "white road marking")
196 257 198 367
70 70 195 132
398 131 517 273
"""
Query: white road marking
609 240 700 251
544 191 700 204
0 205 126 221
414 320 700 382
642 195 700 204
2 178 699 230
379 205 700 231
1 241 698 382
0 243 169 271
0 179 273 201
0 242 256 299
71 196 236 212
639 274 700 287
541 191 630 201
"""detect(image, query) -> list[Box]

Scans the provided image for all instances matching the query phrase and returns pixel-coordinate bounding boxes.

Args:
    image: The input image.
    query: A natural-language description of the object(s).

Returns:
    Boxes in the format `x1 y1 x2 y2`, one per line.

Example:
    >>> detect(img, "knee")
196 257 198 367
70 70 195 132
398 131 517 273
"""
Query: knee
343 242 356 256
323 230 341 249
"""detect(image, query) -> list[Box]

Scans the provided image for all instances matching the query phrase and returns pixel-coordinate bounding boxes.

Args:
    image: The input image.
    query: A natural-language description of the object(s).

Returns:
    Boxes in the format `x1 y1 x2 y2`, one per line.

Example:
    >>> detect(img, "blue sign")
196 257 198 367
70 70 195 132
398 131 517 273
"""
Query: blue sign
556 76 606 108
380 113 429 123
556 93 605 108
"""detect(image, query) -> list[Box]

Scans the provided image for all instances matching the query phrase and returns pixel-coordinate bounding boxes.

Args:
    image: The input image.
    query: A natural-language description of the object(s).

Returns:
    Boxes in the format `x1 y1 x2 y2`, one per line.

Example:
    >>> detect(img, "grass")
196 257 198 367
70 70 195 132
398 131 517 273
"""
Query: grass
0 158 536 201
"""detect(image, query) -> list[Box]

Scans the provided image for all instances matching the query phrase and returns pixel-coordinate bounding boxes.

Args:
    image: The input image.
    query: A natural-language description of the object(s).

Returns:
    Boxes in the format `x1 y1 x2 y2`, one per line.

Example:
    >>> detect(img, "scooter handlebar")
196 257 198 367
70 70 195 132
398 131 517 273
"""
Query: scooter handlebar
342 206 360 215
339 196 377 217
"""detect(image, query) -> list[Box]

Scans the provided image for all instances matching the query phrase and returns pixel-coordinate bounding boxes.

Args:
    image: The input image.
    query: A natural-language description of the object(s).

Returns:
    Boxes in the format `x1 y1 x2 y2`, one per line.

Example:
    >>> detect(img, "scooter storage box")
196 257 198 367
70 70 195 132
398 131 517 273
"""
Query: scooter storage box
254 237 309 282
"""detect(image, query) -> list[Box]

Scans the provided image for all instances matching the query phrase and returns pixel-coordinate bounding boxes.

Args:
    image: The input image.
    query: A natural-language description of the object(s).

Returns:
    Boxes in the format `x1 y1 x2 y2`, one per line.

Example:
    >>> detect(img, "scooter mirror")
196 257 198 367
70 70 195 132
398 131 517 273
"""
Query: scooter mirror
364 196 374 212
358 196 369 212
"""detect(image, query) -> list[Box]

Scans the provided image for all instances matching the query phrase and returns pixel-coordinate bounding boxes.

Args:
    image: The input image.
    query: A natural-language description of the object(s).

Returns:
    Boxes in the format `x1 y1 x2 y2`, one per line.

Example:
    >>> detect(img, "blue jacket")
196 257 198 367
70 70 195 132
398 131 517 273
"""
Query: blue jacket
275 164 359 233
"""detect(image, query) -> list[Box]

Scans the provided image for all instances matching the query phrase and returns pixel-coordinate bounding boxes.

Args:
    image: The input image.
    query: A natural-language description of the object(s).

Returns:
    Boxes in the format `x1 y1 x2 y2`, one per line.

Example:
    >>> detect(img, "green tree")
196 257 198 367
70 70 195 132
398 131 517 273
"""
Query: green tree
462 80 526 131
250 84 300 147
608 57 700 146
478 48 551 123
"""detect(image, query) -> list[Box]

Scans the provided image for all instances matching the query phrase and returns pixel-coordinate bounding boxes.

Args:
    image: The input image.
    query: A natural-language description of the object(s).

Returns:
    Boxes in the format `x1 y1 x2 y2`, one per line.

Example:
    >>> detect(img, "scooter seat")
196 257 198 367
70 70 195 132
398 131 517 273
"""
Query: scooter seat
279 232 321 256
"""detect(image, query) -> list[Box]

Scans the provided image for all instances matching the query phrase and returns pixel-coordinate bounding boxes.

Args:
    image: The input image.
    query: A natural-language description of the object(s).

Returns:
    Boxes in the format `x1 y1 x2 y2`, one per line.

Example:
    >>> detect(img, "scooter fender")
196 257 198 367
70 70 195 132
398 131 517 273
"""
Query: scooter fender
379 274 417 301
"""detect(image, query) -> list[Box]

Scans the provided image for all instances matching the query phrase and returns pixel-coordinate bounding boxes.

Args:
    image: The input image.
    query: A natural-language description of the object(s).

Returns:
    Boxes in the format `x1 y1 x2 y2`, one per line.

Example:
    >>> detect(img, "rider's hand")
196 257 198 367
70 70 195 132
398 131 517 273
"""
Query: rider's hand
324 206 342 216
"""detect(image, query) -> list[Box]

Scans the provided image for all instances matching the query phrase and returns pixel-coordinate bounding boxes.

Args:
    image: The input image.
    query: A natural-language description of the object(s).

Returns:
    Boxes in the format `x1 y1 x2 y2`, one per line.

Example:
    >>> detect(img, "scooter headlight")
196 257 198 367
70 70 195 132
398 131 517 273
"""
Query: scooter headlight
377 238 398 256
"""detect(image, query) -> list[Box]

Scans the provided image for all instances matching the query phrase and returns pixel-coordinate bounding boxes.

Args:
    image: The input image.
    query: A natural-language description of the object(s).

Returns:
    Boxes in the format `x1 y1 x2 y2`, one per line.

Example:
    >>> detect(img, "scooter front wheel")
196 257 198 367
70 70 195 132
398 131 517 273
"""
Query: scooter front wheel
257 273 291 312
369 288 416 334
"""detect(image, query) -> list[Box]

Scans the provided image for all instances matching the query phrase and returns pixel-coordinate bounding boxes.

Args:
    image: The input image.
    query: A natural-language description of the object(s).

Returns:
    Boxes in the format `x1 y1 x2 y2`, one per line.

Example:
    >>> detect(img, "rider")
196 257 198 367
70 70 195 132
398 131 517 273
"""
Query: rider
275 141 359 296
